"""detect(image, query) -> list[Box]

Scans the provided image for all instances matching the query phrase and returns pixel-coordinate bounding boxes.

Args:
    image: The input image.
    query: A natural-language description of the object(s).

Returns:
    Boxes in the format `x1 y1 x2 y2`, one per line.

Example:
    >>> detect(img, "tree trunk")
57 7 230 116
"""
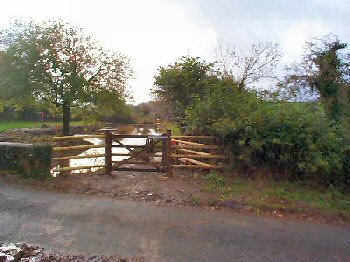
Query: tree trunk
238 79 245 93
62 102 71 136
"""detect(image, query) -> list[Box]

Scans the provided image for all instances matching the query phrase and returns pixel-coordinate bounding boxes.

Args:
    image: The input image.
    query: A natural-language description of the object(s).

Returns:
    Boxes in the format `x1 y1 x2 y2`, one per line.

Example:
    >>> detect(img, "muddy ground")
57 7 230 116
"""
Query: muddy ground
0 170 213 208
0 170 348 226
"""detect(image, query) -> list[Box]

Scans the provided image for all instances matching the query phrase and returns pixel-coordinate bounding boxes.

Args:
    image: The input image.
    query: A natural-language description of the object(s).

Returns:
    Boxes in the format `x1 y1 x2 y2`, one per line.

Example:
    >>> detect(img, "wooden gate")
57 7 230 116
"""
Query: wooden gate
107 132 170 173
52 129 172 175
52 129 226 176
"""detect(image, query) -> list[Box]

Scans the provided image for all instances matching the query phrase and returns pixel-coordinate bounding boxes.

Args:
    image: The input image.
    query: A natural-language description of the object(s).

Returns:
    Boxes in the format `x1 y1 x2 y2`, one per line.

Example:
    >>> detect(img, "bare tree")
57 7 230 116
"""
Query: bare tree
215 41 281 92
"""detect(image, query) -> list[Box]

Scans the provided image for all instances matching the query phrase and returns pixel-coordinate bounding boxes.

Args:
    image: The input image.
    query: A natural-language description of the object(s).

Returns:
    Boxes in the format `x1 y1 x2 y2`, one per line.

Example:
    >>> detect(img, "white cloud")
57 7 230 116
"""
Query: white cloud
281 21 331 64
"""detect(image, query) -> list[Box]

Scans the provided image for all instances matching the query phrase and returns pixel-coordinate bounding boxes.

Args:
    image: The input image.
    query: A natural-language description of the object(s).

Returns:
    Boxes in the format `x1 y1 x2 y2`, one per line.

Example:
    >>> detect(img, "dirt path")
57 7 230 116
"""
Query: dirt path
0 183 349 262
0 171 208 207
1 171 348 225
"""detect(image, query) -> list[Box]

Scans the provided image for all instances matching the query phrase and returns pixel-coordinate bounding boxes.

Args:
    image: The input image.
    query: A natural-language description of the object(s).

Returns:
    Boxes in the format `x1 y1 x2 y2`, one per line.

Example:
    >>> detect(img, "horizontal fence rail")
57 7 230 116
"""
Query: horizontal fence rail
53 135 106 140
169 135 225 174
51 130 226 175
53 144 106 152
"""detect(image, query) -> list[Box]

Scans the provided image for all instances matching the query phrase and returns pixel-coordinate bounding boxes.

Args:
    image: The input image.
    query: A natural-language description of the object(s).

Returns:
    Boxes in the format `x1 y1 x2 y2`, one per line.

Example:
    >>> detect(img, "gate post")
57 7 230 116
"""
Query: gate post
161 133 167 170
104 129 112 175
58 139 70 177
210 137 217 173
166 129 172 177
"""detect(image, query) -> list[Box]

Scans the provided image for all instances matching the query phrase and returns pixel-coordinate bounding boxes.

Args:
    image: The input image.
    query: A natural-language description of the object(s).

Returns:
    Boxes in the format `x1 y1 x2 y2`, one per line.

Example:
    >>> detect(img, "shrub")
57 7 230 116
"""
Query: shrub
185 85 349 188
0 142 52 179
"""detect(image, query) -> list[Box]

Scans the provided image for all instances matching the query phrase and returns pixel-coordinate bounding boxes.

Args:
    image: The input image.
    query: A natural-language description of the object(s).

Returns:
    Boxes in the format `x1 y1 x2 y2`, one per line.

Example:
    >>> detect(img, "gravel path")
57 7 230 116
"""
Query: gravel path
0 184 349 262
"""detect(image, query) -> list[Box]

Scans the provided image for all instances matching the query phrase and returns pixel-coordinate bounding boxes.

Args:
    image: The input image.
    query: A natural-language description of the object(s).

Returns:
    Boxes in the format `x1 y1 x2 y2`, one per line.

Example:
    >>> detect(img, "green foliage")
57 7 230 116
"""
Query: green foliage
132 102 159 124
204 171 227 188
161 122 182 135
186 83 349 188
152 56 220 123
0 19 133 135
204 176 350 218
309 40 349 121
0 143 52 179
282 36 350 123
0 120 84 132
185 80 255 134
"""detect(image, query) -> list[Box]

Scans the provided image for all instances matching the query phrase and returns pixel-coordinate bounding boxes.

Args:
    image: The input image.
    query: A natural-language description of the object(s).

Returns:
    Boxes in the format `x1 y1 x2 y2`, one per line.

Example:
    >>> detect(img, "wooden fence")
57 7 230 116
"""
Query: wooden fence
52 129 226 176
169 135 225 175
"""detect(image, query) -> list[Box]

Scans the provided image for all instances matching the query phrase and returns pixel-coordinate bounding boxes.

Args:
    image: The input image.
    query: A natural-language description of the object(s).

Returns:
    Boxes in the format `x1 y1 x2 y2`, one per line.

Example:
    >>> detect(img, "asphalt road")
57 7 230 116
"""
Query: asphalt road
0 184 349 262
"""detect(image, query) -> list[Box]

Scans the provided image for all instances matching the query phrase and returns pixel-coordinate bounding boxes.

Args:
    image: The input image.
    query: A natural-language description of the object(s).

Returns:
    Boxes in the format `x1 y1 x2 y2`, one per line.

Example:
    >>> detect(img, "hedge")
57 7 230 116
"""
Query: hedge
0 142 52 179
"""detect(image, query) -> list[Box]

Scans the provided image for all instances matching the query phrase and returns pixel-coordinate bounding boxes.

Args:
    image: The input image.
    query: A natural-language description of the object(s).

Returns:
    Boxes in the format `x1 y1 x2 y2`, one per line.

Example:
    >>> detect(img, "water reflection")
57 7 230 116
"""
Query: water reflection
63 127 160 173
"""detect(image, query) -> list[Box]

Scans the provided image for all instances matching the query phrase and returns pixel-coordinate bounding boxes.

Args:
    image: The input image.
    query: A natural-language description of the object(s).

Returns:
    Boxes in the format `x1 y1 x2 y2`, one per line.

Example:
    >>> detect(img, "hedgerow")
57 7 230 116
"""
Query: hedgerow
185 85 349 188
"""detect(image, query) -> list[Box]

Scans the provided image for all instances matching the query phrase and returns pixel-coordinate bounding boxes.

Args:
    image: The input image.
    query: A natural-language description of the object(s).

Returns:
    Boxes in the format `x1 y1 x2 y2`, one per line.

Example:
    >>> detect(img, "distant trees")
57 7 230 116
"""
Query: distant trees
0 20 133 135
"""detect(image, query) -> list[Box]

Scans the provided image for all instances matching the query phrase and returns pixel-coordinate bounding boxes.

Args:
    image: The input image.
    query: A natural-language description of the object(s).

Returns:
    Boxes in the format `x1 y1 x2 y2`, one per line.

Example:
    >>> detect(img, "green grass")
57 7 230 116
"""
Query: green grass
204 172 350 219
0 120 82 132
161 121 182 135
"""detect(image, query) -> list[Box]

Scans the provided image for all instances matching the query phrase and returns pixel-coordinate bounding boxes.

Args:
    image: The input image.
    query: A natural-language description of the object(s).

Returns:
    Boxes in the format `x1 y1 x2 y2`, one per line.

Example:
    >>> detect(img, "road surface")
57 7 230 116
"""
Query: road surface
0 184 349 262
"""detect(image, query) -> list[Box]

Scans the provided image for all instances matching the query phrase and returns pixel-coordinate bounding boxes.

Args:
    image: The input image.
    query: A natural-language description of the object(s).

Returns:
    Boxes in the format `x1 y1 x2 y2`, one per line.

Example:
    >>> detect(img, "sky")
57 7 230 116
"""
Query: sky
1 0 349 104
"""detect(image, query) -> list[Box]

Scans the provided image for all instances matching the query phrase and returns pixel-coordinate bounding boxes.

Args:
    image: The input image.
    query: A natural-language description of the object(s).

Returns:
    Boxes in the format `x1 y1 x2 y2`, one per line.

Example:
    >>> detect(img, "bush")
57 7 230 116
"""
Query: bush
185 85 349 188
0 142 52 179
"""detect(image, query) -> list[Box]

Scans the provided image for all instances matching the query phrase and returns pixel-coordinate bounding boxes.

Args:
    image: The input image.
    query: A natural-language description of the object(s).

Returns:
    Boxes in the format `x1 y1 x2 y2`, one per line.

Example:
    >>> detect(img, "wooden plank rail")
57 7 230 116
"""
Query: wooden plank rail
112 153 134 157
112 152 162 157
172 144 218 149
178 158 212 168
52 165 106 172
177 148 210 155
112 144 162 148
53 135 105 140
171 139 205 146
172 154 226 159
53 144 106 152
171 136 216 139
112 144 146 148
53 153 105 161
112 161 161 165
112 134 150 138
112 134 166 138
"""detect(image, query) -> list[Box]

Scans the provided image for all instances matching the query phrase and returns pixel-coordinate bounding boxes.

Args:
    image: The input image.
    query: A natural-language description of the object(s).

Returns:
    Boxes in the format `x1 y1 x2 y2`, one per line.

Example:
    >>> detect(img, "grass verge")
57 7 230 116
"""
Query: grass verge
203 172 350 221
0 121 82 132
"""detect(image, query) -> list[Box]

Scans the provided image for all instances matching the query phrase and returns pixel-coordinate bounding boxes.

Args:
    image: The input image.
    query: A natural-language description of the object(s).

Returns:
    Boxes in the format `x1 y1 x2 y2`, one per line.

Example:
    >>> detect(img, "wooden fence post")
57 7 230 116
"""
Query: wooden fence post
161 133 167 171
104 130 112 175
166 129 172 177
210 137 217 173
57 139 70 176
